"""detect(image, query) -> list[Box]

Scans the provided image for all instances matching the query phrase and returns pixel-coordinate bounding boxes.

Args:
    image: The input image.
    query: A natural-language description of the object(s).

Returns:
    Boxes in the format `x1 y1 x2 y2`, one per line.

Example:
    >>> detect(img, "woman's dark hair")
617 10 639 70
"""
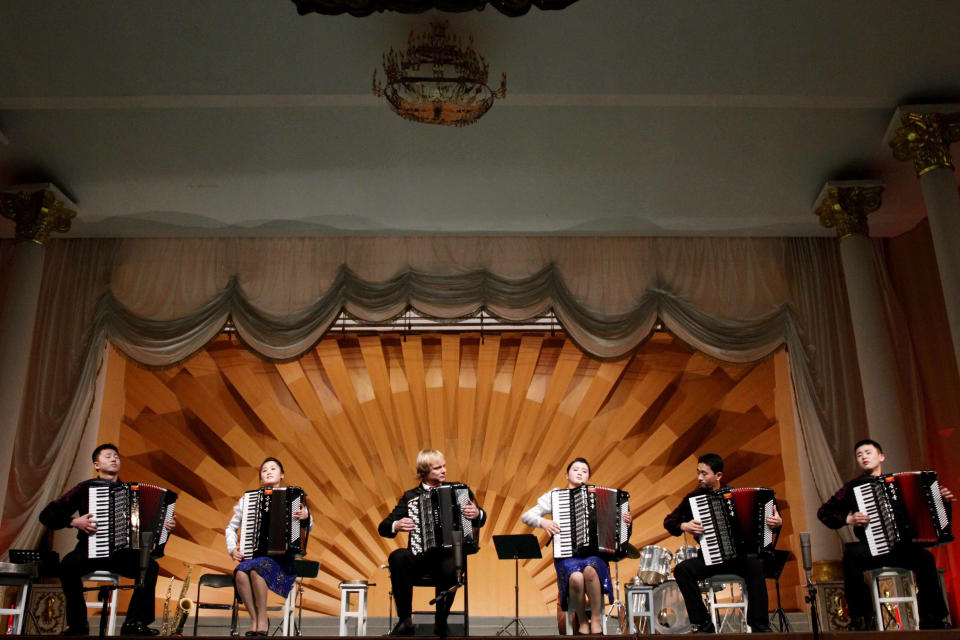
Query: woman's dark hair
567 457 591 475
698 453 724 474
260 457 284 474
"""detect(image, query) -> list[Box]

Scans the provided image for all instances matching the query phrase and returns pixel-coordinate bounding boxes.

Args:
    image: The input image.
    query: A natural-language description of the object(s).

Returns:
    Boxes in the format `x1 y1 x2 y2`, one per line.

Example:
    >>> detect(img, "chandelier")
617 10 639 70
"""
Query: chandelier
372 22 506 127
292 1 580 18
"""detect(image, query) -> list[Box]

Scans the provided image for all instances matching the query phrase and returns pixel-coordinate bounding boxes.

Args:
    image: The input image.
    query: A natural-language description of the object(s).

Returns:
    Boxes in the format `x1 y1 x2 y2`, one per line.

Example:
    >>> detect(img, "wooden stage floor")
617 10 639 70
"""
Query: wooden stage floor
42 633 960 639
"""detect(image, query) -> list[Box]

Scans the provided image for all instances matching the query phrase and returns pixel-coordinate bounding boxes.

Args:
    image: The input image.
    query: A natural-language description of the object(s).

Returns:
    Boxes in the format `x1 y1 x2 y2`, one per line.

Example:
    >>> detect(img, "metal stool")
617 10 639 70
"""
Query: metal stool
192 573 238 636
700 574 748 633
338 580 371 636
82 571 121 636
624 584 655 634
865 567 919 631
0 561 37 635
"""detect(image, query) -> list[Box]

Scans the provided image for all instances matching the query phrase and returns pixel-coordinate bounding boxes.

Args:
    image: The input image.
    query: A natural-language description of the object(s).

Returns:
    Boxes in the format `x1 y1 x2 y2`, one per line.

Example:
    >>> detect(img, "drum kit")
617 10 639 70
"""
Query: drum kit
628 544 700 634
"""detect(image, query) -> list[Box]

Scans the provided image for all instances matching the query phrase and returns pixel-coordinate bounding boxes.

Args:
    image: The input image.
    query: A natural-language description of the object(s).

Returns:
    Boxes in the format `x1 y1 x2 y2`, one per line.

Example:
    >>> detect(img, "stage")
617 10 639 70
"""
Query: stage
41 633 960 640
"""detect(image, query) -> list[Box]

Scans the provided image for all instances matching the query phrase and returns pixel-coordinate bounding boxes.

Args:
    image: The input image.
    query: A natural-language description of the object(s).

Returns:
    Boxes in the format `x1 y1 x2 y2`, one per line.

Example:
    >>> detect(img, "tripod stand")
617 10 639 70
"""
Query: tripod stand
765 549 791 632
604 560 627 634
493 534 541 636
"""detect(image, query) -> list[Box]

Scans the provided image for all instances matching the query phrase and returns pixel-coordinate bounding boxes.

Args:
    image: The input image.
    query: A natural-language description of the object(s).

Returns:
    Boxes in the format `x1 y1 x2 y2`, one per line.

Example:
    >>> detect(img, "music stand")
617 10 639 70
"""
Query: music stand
763 549 791 632
493 534 542 636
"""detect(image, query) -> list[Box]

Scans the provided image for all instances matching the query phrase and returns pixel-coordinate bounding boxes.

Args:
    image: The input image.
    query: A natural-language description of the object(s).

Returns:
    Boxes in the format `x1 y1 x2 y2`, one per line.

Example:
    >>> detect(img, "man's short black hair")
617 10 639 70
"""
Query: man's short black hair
92 443 119 463
698 453 724 474
854 439 883 454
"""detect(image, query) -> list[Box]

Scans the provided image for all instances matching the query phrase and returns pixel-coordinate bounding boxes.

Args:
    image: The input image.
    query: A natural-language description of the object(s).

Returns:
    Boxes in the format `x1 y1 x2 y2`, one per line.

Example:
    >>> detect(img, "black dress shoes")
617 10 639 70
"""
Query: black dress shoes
389 618 415 636
693 621 716 634
60 626 89 636
120 622 160 636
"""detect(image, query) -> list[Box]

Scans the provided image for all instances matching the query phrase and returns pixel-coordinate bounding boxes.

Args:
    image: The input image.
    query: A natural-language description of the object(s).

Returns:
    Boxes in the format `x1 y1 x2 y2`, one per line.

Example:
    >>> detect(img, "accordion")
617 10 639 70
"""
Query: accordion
550 485 631 560
87 482 177 559
239 487 309 558
406 483 479 556
853 470 953 557
689 487 776 566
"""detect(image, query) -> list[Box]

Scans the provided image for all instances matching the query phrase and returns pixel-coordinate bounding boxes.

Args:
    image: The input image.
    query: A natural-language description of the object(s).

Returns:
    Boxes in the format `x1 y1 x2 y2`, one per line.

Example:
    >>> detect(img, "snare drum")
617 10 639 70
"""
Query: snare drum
672 545 699 574
637 545 672 585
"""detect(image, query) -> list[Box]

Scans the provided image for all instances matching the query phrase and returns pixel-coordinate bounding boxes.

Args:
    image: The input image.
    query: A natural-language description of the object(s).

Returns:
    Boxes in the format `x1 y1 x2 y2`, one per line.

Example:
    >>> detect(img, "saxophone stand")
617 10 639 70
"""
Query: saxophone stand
492 534 541 636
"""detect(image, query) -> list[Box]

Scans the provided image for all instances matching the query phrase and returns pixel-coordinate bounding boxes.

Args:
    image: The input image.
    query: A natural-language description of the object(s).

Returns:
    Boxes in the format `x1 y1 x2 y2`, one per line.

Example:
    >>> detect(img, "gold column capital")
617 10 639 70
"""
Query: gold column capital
0 184 77 245
889 111 960 177
813 182 883 240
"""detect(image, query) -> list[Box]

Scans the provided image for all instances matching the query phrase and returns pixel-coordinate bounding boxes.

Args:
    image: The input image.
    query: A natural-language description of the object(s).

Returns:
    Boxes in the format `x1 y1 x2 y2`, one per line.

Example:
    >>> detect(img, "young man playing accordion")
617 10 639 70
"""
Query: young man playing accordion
39 444 177 636
663 453 781 634
818 438 955 630
378 449 485 637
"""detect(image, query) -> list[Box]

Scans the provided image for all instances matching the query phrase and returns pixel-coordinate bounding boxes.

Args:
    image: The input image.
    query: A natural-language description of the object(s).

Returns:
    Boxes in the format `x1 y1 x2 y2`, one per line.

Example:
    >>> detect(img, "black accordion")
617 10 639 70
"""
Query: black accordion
853 470 953 557
87 482 177 559
689 487 777 566
550 485 631 560
406 483 478 556
239 487 309 558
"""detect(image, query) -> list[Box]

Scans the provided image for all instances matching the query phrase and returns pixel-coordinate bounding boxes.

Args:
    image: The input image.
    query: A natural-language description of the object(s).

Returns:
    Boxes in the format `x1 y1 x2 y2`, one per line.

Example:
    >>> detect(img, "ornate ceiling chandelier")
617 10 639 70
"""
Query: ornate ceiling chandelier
372 22 506 127
291 0 580 18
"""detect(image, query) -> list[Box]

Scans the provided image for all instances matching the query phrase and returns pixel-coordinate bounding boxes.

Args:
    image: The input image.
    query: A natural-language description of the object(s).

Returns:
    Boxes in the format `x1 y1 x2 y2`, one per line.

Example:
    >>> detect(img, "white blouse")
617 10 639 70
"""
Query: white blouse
225 495 315 555
521 489 559 529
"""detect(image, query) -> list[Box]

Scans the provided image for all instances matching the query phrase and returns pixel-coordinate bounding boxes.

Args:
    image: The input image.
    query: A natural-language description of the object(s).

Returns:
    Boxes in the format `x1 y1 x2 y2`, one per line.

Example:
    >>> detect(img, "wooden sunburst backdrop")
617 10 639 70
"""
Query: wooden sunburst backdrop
95 330 808 619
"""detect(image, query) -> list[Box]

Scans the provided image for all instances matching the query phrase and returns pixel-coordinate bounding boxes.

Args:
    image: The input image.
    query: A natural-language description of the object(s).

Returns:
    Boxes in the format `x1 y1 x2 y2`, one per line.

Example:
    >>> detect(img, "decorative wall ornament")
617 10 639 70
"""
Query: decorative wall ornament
889 111 960 177
0 183 77 245
813 181 883 240
291 0 579 17
372 22 506 127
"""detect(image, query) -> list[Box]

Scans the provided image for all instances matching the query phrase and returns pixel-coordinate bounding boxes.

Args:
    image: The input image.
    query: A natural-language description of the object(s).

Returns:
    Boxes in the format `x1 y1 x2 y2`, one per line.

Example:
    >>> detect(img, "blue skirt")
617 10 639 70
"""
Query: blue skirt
235 556 297 598
554 556 613 611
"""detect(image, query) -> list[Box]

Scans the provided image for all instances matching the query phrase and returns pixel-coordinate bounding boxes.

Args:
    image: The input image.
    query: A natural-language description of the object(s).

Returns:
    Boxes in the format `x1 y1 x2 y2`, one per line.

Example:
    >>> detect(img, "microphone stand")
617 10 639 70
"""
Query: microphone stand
430 531 464 640
799 533 821 640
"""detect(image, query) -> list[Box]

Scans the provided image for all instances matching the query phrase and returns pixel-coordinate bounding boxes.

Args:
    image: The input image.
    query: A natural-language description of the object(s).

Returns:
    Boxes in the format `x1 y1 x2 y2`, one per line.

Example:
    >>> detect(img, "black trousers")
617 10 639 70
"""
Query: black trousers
59 547 160 631
387 547 458 627
673 553 770 630
842 541 948 624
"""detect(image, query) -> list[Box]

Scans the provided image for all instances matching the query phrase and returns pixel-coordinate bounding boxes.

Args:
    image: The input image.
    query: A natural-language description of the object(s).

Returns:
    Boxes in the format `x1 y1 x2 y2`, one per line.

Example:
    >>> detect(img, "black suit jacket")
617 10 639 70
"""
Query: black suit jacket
378 483 487 539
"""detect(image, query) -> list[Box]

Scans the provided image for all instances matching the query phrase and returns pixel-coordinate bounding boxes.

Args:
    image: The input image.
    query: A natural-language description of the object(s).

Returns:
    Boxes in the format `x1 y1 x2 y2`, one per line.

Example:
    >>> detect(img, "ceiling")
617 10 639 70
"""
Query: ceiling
1 1 959 239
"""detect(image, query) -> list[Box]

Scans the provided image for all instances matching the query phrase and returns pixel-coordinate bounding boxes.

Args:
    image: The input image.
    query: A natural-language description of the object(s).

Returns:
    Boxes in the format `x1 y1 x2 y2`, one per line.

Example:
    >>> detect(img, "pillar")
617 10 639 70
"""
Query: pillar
814 181 911 470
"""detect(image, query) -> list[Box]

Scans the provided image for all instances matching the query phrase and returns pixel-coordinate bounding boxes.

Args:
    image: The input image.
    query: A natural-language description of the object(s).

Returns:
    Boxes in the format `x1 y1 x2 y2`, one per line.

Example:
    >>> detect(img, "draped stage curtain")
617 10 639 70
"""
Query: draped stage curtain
2 236 878 555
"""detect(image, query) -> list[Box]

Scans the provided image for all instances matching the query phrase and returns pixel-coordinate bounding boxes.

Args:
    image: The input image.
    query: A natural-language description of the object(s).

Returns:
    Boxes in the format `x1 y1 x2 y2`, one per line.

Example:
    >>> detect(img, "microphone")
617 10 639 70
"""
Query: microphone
452 531 463 575
799 531 813 578
138 532 155 588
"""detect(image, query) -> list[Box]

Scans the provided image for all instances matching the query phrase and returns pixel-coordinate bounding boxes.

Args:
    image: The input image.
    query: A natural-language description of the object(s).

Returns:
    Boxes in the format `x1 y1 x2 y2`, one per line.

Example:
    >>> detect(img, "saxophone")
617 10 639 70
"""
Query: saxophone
161 563 194 636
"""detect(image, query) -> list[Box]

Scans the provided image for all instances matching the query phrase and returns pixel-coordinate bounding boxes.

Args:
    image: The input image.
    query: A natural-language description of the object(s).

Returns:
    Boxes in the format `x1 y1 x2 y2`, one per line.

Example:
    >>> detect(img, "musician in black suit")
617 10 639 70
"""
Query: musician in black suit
378 449 486 636
39 443 176 636
663 453 781 634
817 438 954 630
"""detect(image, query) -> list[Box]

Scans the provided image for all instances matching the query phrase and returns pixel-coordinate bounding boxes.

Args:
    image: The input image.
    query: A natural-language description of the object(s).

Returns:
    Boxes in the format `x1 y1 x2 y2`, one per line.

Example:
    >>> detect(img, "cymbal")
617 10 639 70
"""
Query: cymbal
622 543 641 559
